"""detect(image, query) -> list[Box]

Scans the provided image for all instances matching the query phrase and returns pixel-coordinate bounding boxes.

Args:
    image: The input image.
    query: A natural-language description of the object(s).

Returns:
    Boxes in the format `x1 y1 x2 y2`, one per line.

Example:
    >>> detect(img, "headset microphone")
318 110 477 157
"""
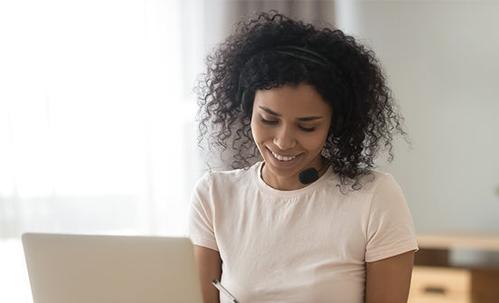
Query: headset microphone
298 168 320 184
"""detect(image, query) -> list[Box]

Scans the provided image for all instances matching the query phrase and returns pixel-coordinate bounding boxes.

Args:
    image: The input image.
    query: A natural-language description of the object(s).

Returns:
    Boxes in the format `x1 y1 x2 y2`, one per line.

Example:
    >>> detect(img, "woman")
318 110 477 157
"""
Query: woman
189 11 418 303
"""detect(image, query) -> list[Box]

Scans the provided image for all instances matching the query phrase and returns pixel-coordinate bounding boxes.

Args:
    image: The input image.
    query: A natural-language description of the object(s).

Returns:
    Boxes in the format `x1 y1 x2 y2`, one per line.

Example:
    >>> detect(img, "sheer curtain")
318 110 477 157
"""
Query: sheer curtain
0 0 206 301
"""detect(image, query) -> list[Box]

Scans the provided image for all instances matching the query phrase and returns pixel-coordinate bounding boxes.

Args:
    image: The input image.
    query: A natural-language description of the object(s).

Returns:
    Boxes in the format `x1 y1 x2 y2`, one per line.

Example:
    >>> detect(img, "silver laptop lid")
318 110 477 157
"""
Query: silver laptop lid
22 233 203 303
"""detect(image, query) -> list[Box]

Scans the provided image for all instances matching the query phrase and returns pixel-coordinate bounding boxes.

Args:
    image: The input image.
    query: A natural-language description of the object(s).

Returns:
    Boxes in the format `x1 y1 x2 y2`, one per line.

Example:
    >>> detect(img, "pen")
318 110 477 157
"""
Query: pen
211 279 239 303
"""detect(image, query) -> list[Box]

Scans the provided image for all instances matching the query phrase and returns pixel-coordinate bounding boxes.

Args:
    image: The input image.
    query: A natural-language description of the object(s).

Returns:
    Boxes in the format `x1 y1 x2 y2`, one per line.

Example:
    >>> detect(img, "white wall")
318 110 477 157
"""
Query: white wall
337 1 499 234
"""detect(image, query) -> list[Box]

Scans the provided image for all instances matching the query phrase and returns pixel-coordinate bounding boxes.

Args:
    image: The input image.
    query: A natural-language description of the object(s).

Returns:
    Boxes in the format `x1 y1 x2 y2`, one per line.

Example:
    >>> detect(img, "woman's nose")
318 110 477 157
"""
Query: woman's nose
273 127 296 150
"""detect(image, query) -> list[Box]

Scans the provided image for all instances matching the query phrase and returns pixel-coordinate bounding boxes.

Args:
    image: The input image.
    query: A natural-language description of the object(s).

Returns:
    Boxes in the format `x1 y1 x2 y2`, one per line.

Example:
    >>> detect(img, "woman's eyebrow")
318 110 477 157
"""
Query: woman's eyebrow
258 106 323 121
259 106 281 116
297 116 323 122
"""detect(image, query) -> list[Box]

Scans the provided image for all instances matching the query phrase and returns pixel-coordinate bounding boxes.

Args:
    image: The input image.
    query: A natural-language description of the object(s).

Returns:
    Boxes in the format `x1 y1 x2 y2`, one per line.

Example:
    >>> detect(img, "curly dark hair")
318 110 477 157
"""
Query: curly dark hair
196 11 408 189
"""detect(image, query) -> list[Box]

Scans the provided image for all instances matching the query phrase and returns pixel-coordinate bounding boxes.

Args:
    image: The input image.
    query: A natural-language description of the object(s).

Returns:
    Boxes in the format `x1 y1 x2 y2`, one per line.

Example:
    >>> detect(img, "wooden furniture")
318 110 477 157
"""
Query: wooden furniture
408 233 499 303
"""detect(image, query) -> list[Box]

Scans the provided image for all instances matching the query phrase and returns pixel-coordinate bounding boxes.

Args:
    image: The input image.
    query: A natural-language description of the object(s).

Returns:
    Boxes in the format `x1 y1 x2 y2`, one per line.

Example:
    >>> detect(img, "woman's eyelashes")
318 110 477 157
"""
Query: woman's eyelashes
259 117 316 132
260 117 278 125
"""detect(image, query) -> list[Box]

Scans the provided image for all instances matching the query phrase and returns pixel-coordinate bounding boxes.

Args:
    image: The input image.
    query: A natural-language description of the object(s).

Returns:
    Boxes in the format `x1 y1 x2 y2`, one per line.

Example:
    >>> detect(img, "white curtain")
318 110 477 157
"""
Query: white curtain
0 0 207 301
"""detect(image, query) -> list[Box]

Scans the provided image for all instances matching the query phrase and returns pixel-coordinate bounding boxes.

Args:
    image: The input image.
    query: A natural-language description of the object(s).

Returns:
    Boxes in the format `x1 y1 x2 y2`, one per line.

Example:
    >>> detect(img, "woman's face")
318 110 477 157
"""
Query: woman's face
251 83 332 189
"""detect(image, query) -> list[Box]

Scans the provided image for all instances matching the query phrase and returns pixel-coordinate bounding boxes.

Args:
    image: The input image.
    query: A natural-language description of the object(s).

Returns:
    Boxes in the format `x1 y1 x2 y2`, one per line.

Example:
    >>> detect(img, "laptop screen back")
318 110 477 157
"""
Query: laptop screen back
22 233 203 303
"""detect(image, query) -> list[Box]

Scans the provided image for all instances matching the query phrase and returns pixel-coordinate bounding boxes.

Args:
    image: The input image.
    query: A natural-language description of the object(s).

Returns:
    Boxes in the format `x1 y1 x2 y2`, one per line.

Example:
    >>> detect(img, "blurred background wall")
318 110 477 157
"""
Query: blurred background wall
336 1 499 234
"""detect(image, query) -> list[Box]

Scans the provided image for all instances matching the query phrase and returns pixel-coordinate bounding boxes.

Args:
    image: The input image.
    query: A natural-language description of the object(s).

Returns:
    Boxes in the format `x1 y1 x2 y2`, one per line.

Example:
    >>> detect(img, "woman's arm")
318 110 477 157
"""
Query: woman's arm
365 250 416 303
193 245 222 303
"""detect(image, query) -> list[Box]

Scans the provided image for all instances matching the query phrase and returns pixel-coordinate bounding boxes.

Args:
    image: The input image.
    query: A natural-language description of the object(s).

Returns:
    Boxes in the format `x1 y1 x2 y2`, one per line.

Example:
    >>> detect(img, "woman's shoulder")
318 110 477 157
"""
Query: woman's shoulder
357 169 406 206
330 169 400 196
194 162 259 190
369 169 399 187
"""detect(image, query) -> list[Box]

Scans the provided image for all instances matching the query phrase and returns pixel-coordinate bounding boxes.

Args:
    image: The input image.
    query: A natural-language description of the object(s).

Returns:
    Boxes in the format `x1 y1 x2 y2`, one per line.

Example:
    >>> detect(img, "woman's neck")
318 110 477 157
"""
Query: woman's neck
261 157 329 191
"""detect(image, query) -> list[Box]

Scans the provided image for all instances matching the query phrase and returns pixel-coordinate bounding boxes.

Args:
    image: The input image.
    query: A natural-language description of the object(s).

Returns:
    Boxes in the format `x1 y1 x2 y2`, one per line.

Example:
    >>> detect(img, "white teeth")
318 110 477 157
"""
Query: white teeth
271 151 297 161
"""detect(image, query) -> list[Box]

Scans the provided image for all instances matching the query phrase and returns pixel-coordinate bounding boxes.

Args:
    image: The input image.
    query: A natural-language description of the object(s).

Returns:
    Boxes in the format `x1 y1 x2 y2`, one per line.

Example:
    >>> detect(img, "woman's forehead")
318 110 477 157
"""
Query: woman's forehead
253 83 332 117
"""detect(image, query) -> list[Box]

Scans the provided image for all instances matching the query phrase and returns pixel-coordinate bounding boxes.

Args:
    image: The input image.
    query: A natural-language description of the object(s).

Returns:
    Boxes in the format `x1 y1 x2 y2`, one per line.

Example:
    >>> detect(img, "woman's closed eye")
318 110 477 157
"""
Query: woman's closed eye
260 117 316 132
299 126 316 132
260 117 278 125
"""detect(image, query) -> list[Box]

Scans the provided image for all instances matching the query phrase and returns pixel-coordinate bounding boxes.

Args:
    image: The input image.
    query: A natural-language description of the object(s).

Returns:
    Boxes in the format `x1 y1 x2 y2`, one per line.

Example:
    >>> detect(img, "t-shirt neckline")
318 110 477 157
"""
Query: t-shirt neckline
254 161 334 198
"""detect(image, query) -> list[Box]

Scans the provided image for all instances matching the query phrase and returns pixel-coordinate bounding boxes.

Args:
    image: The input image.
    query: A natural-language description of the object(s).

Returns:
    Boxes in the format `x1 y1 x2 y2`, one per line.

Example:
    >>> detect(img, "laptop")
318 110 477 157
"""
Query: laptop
22 233 204 303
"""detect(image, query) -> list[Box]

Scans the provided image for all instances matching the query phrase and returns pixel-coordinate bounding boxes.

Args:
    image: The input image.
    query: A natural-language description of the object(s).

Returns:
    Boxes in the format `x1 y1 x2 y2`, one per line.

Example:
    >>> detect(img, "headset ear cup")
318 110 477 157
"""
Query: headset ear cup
239 89 246 112
333 115 344 136
240 89 254 116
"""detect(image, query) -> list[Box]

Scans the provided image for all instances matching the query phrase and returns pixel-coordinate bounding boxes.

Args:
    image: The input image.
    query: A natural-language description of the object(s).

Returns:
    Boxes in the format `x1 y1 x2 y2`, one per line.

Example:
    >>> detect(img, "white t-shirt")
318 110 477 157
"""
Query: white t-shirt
188 161 418 303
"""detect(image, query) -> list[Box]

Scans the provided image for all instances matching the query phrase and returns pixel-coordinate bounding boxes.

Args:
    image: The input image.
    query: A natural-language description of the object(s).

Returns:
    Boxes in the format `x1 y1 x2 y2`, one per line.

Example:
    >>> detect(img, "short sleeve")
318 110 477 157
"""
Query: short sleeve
365 174 419 262
188 172 219 251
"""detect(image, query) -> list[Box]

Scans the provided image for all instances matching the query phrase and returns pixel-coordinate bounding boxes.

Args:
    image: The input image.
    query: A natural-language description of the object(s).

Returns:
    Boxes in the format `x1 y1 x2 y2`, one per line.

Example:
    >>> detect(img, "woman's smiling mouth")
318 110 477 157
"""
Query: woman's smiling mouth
266 147 303 163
